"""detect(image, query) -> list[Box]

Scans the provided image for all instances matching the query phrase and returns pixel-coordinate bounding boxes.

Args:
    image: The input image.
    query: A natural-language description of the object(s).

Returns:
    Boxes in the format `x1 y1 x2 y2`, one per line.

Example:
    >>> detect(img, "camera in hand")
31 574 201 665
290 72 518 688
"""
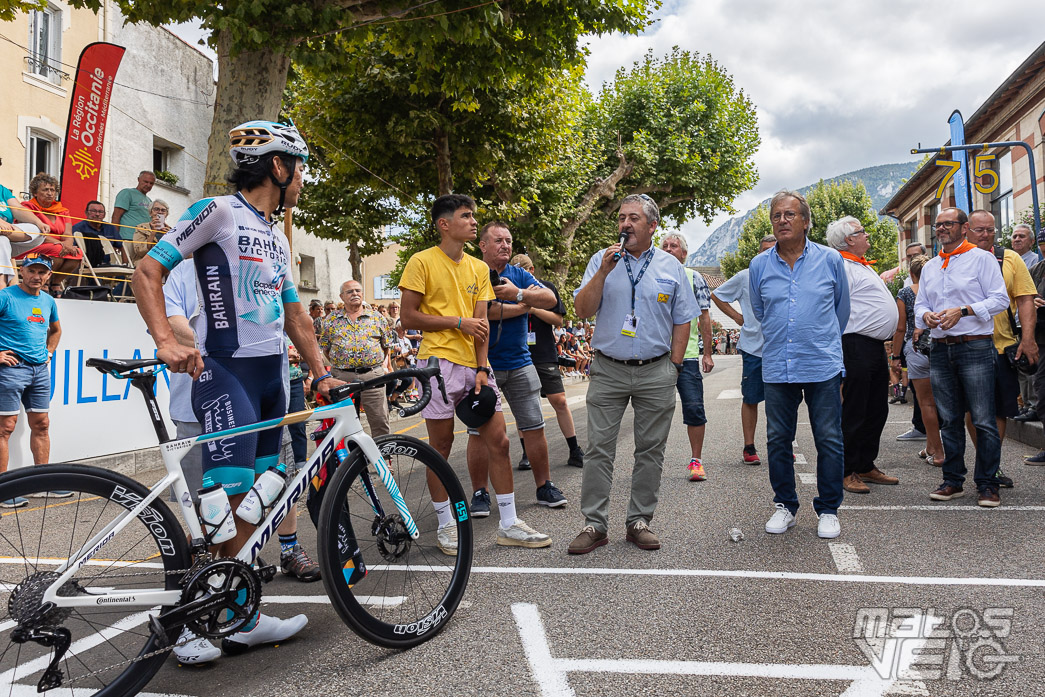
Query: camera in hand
489 268 506 287
912 332 933 355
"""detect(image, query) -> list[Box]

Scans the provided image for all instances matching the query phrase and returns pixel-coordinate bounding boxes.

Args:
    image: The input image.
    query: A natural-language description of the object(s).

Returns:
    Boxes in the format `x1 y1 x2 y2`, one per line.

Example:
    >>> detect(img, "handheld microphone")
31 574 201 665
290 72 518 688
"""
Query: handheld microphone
613 230 630 261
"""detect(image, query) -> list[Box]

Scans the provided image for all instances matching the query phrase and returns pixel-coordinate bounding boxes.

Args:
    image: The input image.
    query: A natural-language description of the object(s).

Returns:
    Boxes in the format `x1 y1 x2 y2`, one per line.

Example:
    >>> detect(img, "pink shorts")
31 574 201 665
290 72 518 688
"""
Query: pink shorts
420 357 502 421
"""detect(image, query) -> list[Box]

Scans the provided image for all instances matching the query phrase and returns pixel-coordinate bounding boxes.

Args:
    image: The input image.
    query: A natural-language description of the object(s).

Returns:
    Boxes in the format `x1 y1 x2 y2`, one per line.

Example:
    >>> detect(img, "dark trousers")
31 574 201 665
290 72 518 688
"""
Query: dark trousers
1034 343 1045 423
842 334 890 476
765 373 844 516
288 377 308 464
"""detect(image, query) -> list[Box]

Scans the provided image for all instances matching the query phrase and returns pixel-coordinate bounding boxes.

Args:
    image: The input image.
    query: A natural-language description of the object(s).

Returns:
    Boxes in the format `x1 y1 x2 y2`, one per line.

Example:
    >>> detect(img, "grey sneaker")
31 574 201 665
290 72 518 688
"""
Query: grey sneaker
536 481 567 508
896 428 926 441
496 519 551 548
436 521 458 556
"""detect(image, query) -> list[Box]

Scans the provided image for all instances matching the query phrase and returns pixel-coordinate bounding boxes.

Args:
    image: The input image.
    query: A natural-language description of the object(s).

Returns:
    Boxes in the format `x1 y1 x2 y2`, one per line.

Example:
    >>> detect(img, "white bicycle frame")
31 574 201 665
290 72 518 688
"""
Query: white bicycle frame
41 395 418 610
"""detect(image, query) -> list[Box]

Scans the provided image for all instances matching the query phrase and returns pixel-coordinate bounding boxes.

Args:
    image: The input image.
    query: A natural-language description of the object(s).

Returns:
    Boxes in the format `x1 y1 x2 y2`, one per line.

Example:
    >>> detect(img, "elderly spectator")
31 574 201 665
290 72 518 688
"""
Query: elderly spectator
111 171 155 240
891 255 944 465
569 194 698 555
914 207 1010 507
19 173 83 294
0 256 64 507
71 200 127 267
2 161 49 288
466 221 565 513
826 216 901 495
324 300 335 316
129 199 172 263
750 190 849 539
712 234 777 465
660 232 715 481
511 253 585 469
319 280 396 436
963 209 1036 491
399 194 551 552
1011 224 1039 269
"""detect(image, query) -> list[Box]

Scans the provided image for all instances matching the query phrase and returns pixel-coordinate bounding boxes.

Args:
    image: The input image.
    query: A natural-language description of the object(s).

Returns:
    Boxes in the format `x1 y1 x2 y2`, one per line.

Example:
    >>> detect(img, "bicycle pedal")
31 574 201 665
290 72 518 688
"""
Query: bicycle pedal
255 556 277 583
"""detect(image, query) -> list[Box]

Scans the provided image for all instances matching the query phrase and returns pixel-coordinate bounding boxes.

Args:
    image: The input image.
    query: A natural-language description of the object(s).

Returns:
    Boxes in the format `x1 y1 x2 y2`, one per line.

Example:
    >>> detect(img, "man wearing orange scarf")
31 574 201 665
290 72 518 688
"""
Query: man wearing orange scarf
826 216 900 496
913 207 1009 507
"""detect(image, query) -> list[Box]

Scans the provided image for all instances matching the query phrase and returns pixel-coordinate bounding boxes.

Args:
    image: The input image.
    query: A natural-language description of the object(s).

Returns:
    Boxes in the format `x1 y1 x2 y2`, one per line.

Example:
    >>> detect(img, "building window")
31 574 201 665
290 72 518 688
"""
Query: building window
927 202 941 256
373 275 401 300
298 254 317 290
990 151 1014 232
28 130 60 181
27 5 62 85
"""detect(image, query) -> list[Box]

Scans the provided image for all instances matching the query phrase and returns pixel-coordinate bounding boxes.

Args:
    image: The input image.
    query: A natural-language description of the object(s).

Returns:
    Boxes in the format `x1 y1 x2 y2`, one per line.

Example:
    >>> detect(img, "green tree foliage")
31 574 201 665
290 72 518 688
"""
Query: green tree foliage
720 179 899 277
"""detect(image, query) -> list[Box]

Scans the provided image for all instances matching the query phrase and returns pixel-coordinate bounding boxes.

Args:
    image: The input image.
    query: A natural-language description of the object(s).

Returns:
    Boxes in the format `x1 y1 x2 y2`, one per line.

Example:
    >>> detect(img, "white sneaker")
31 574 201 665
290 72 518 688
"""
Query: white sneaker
220 612 307 655
817 513 841 539
173 627 220 664
436 521 458 556
765 503 796 534
496 518 552 548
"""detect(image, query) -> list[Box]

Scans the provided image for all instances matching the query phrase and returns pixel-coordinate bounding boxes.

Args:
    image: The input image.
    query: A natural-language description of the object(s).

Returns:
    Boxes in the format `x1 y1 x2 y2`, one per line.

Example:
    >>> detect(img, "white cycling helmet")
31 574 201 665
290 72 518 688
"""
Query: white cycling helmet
229 120 309 166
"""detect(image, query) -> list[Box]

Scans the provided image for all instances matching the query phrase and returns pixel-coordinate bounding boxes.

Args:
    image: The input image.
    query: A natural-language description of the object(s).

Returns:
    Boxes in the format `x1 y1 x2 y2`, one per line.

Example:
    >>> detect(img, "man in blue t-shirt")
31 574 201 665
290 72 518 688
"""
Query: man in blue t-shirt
71 200 127 266
0 255 63 507
465 222 566 512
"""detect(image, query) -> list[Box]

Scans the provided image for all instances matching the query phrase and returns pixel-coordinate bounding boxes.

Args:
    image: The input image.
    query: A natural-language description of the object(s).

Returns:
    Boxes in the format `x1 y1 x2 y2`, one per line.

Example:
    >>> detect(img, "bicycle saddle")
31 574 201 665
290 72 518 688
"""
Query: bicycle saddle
86 357 166 375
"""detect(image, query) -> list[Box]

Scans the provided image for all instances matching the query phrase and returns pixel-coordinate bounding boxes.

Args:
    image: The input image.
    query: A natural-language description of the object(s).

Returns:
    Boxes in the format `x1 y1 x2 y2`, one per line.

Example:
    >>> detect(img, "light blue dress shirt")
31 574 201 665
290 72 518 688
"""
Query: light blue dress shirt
575 245 699 360
749 238 850 383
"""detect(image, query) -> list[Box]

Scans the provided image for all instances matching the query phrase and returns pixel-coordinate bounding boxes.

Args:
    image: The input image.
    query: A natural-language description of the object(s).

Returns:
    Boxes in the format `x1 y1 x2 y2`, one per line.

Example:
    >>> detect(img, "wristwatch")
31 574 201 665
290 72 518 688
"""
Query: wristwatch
515 289 524 303
890 355 901 360
960 306 970 317
476 366 492 376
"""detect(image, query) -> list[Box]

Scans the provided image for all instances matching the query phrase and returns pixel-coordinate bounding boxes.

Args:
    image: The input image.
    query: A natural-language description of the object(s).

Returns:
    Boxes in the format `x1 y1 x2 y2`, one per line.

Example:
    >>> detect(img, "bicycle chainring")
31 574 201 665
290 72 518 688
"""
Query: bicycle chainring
179 558 261 639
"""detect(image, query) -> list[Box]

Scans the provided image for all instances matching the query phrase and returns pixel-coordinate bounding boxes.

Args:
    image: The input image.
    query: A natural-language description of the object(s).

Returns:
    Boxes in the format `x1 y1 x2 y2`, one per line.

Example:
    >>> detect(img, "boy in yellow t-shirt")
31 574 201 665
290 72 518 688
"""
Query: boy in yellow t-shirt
399 194 551 554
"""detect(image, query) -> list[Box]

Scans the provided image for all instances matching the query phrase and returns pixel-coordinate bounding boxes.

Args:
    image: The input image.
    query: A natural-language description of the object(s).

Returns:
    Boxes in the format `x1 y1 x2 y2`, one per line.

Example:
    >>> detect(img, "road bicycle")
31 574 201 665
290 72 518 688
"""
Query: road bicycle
0 356 473 696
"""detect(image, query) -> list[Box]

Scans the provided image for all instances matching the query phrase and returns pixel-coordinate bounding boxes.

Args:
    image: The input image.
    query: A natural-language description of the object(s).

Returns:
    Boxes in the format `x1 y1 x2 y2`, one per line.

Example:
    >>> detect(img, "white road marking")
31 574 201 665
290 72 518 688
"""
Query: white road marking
0 557 166 569
388 564 1045 588
828 543 864 573
3 687 190 697
717 389 743 400
797 473 817 484
261 594 406 608
513 602 930 697
842 505 1045 511
795 454 808 465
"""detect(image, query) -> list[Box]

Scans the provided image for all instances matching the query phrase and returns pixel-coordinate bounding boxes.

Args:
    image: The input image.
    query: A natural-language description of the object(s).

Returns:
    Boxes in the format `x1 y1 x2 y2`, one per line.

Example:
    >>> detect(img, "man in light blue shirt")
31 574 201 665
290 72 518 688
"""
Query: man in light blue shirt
568 194 698 555
712 234 776 466
749 190 850 540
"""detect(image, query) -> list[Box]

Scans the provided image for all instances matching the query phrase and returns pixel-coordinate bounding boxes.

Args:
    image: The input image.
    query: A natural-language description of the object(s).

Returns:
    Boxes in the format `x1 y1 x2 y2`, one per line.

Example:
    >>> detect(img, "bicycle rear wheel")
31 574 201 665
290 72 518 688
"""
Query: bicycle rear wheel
316 434 472 649
0 464 190 696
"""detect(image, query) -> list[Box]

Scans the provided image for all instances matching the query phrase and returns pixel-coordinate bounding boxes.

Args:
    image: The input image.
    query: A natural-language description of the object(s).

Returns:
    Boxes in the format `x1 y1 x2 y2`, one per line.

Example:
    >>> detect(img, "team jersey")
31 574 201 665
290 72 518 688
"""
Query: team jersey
148 193 299 358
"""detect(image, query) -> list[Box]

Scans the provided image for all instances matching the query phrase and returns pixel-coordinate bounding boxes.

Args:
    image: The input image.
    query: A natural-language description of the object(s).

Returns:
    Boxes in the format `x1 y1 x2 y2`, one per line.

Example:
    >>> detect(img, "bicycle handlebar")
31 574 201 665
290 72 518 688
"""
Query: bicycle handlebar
327 356 447 417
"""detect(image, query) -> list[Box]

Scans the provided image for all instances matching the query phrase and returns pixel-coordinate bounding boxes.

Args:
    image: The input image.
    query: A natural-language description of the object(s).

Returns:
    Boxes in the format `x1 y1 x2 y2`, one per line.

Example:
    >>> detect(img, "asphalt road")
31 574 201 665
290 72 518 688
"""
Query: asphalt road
6 355 1045 696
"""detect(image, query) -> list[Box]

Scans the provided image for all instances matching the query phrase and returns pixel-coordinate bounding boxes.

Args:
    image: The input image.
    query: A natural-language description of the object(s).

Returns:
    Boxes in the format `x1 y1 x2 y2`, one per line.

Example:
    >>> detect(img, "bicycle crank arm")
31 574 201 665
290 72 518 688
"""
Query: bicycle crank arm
157 588 242 632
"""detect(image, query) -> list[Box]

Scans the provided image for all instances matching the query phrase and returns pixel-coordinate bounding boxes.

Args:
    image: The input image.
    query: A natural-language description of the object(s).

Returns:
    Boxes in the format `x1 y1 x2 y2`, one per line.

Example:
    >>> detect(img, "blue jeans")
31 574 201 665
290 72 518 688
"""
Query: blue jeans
675 359 707 426
764 374 844 516
929 338 999 492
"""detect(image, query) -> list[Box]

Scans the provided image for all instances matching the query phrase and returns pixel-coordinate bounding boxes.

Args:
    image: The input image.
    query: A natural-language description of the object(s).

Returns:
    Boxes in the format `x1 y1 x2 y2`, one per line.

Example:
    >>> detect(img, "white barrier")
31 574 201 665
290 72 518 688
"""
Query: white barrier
9 298 175 468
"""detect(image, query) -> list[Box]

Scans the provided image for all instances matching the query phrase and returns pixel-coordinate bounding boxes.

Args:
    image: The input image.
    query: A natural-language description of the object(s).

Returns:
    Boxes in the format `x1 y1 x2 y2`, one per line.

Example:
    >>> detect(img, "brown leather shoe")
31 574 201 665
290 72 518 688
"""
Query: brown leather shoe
625 520 661 550
568 526 608 555
858 467 899 485
929 484 964 501
843 472 870 494
978 489 1001 508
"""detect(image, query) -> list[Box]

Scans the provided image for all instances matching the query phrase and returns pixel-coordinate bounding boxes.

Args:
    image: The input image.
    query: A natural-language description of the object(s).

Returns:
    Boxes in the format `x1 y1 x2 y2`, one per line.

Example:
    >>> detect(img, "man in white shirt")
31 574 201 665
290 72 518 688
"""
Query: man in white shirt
913 207 1010 507
826 217 900 494
711 234 775 465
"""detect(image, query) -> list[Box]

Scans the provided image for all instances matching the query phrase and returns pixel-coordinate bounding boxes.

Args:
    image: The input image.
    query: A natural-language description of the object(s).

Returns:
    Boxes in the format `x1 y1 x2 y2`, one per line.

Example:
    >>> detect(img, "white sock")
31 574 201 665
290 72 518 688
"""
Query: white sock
496 493 517 529
433 499 452 528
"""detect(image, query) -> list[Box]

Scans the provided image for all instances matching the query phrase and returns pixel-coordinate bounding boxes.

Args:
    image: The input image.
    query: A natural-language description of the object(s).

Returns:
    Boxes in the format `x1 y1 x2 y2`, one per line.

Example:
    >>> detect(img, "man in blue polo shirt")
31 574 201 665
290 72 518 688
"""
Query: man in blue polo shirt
0 255 64 507
569 194 699 554
466 222 566 512
750 190 850 540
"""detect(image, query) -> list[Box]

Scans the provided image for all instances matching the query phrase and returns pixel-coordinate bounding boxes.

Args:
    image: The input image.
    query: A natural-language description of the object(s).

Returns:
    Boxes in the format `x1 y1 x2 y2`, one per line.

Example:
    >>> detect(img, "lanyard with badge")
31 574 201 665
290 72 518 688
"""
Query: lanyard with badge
526 315 536 346
621 248 653 337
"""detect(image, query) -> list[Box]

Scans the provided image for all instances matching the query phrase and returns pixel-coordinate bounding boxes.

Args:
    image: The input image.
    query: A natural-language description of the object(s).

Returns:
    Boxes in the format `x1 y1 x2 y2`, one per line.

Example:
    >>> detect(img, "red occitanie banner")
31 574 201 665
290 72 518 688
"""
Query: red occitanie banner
60 41 126 216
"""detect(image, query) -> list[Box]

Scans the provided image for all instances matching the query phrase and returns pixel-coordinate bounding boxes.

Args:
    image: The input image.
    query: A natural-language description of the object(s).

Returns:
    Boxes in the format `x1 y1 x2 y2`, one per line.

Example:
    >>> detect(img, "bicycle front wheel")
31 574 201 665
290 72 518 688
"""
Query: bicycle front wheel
316 434 473 649
0 464 191 696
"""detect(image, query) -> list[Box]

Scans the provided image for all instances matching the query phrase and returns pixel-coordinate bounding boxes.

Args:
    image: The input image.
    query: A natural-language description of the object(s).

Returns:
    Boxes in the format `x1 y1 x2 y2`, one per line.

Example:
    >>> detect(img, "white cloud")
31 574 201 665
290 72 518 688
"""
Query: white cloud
583 0 1043 249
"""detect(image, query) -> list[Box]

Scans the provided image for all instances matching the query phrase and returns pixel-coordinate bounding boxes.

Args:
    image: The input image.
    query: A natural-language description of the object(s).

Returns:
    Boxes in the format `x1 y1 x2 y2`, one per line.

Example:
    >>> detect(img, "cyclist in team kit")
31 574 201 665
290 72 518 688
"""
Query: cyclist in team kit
131 121 346 661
